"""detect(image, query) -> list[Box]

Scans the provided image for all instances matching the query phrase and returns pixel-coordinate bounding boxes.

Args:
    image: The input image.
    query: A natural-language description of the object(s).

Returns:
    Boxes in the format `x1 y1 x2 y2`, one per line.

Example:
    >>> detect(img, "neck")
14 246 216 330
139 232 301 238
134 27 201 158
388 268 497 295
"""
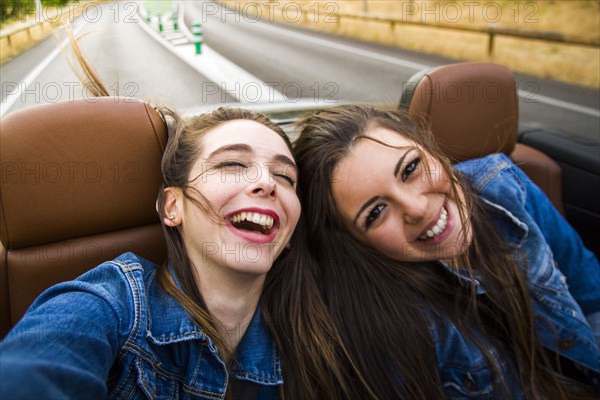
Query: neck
193 264 265 351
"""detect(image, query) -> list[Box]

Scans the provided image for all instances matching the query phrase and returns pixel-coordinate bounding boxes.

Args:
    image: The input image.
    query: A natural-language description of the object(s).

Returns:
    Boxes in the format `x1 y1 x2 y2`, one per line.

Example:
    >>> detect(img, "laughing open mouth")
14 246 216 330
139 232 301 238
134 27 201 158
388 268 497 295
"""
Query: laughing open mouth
418 206 448 241
231 211 275 234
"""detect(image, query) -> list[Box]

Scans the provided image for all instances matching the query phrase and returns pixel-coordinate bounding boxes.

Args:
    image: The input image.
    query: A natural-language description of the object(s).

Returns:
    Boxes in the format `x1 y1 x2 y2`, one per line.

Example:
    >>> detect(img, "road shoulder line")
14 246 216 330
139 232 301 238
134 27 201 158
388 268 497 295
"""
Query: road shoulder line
136 2 285 103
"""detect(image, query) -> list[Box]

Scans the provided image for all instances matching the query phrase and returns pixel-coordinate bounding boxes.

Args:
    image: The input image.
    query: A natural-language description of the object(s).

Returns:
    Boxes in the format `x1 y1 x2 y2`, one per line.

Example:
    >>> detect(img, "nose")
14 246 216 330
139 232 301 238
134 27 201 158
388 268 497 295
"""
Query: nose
246 168 277 199
394 189 427 225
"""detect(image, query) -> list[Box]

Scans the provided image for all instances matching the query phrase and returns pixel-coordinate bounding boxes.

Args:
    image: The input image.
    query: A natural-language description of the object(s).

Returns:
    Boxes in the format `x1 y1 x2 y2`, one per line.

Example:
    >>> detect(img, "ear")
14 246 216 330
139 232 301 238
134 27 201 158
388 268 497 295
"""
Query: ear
162 187 183 227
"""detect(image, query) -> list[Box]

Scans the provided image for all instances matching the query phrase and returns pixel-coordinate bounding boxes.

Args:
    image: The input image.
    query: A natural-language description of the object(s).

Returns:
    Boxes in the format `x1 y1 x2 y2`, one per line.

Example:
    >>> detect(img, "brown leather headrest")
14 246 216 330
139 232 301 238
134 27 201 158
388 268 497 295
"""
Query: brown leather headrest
406 62 518 162
0 98 168 249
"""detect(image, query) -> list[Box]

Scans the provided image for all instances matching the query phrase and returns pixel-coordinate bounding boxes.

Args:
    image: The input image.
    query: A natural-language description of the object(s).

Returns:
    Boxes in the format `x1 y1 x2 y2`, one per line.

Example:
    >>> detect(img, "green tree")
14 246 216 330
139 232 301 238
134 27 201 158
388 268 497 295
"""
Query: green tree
1 0 73 22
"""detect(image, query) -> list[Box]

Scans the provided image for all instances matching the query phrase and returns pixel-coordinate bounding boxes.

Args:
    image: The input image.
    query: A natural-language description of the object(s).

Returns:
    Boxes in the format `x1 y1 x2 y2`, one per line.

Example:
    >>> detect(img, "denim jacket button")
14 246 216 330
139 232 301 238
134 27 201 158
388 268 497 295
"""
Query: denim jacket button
464 373 475 390
559 338 574 350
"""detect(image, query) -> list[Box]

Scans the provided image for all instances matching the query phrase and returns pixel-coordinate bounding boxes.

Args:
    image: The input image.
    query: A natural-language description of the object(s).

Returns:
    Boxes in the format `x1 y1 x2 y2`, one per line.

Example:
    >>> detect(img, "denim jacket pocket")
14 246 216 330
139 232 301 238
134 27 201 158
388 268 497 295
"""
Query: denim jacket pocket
134 357 179 400
531 250 588 325
530 245 564 292
442 363 494 399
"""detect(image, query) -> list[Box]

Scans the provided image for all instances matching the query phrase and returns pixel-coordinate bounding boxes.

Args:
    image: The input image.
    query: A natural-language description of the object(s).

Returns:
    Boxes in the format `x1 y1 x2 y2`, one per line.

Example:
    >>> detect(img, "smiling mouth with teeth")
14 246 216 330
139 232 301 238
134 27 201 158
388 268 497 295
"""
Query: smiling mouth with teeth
418 207 448 241
231 211 275 234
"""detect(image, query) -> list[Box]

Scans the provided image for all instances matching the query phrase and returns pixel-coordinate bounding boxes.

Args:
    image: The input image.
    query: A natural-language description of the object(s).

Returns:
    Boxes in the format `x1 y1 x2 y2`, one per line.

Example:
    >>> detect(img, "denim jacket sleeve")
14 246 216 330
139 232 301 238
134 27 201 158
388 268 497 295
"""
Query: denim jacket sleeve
459 154 600 317
459 154 600 352
0 261 134 399
512 164 600 318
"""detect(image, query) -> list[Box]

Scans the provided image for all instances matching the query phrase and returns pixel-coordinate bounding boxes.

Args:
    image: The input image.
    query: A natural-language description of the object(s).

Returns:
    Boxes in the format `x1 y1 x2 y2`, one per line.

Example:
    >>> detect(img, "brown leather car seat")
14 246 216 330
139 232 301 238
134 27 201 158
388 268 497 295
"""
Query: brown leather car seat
399 62 564 215
0 98 168 338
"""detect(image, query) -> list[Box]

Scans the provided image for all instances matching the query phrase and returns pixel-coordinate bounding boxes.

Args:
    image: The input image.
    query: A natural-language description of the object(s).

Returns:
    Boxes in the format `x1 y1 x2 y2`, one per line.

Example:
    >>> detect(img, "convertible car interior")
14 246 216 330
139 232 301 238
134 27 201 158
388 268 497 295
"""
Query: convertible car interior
0 98 168 337
1 62 598 338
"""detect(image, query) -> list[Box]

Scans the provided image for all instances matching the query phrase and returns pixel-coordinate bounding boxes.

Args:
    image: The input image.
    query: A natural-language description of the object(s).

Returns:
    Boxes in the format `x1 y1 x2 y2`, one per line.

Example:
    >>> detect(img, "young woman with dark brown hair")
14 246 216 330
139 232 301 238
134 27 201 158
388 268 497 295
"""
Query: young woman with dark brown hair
293 104 600 399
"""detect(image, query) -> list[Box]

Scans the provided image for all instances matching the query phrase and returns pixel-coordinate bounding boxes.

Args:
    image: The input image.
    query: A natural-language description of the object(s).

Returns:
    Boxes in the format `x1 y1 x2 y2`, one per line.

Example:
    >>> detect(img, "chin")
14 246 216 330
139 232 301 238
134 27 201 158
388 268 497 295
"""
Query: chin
232 245 279 274
232 261 275 276
439 238 470 260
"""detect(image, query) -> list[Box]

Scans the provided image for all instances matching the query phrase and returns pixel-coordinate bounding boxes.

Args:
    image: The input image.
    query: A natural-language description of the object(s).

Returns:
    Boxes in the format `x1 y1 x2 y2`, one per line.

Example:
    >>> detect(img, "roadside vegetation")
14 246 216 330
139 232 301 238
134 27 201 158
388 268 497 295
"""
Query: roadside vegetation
0 0 97 64
1 0 74 23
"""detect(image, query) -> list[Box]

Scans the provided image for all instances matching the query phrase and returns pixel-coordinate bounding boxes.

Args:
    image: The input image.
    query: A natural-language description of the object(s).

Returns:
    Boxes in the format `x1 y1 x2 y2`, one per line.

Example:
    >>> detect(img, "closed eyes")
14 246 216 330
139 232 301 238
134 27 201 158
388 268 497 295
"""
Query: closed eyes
214 161 296 187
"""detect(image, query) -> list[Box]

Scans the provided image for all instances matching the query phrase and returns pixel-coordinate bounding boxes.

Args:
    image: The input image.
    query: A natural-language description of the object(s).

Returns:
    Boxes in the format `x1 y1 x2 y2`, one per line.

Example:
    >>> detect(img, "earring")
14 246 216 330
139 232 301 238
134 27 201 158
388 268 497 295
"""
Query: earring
168 214 175 220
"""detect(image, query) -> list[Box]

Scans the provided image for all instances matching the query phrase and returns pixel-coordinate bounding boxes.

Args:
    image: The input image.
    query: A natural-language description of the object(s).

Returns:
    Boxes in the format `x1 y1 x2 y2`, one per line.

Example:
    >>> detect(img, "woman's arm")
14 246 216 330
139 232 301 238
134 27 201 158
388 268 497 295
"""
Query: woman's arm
506 164 600 347
0 264 132 399
462 154 599 342
511 165 600 319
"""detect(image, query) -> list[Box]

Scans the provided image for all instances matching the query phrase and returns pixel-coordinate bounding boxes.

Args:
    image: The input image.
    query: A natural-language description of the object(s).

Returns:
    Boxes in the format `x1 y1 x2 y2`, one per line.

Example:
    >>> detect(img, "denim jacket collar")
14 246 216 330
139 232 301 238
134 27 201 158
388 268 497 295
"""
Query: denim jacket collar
230 309 283 385
437 261 486 295
145 266 208 344
439 158 531 296
479 198 528 248
455 156 529 248
436 196 528 296
144 265 283 385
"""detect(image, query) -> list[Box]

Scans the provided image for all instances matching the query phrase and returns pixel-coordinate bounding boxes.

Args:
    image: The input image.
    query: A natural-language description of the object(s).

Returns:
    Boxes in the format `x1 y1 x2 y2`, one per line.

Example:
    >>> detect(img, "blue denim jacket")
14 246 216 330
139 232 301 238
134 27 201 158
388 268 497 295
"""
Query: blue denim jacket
435 154 600 398
0 253 282 399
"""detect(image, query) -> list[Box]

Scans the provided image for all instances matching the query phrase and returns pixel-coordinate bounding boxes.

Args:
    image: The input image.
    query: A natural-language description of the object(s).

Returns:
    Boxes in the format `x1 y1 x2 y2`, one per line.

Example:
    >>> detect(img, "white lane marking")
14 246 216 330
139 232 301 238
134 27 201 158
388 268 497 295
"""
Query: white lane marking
251 18 432 71
137 2 285 103
1 22 87 117
252 18 599 118
518 90 600 118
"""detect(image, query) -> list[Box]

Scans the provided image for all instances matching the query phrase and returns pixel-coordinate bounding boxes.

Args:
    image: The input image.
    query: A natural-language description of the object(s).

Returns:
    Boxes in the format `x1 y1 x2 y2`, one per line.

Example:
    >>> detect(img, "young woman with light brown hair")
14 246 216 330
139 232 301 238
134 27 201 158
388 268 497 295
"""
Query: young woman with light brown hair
0 36 361 398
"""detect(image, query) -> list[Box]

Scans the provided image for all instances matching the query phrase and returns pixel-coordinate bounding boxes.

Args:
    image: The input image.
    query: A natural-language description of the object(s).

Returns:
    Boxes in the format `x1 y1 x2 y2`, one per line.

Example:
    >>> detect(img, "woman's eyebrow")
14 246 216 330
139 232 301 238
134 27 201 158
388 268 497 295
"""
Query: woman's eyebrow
207 144 253 159
273 154 297 172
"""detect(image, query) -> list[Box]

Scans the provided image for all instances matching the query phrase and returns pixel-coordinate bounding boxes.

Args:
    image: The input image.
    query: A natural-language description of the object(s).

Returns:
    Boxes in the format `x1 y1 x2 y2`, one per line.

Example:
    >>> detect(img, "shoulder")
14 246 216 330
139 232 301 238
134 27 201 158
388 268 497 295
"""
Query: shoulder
454 154 524 194
454 154 534 245
454 153 529 208
53 252 159 300
28 253 160 332
81 252 159 286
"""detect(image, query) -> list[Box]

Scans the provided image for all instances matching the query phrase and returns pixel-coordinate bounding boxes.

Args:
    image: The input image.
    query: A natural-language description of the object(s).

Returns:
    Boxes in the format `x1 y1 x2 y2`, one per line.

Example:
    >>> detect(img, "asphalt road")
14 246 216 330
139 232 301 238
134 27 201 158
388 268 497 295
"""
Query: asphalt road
183 0 599 145
1 0 598 146
0 2 233 114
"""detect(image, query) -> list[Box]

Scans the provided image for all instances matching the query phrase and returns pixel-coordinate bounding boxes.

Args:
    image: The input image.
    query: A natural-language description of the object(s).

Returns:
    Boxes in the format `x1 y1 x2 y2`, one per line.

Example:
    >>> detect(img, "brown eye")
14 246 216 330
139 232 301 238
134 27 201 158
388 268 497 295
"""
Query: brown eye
402 157 420 182
365 204 386 229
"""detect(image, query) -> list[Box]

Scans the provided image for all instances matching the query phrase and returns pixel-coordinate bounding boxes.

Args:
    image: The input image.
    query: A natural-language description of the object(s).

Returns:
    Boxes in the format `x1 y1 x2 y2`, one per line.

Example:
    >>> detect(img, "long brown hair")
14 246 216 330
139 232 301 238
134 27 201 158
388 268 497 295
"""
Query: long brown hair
154 107 291 364
157 107 369 399
65 29 365 399
293 104 593 399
